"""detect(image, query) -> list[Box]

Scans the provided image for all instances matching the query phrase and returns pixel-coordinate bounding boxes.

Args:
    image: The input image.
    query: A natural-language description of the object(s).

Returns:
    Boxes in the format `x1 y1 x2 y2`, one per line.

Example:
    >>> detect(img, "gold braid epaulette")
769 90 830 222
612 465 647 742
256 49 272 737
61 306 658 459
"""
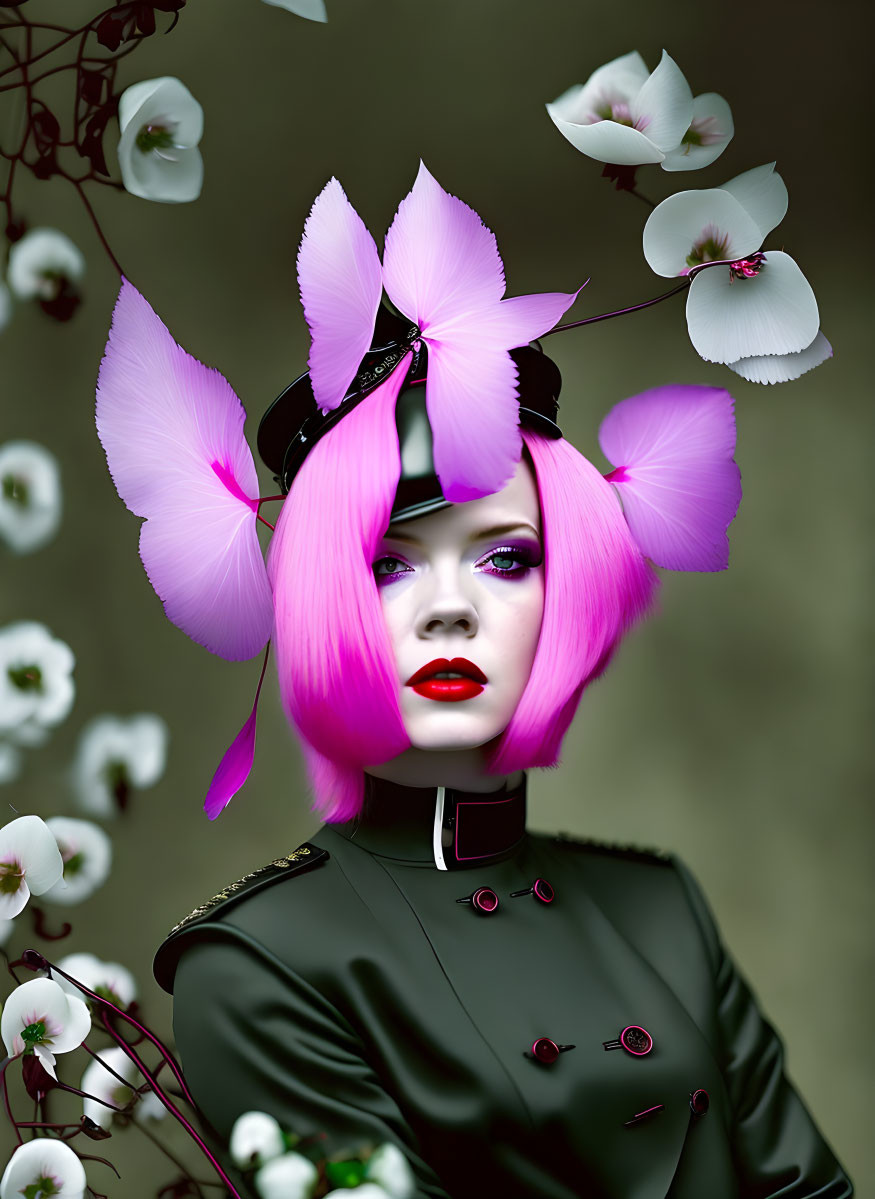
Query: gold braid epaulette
168 843 324 937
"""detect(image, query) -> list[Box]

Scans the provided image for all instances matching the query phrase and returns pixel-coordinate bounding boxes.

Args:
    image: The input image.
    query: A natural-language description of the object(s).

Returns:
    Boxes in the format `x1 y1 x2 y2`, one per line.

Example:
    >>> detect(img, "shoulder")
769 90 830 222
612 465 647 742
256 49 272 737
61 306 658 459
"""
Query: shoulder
153 840 330 994
548 830 674 867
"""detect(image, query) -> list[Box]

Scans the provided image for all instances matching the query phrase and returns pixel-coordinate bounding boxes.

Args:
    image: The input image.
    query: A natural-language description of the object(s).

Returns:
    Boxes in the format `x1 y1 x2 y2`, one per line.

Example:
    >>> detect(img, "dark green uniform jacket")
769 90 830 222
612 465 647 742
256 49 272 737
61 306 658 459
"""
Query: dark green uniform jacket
154 777 853 1198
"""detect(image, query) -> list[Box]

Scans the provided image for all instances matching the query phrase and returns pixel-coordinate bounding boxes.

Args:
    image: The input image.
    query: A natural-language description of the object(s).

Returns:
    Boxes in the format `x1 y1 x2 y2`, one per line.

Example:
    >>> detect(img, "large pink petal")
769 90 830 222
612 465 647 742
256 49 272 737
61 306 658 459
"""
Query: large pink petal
297 178 383 412
424 337 521 502
383 162 505 332
471 287 582 347
599 384 741 572
95 279 272 660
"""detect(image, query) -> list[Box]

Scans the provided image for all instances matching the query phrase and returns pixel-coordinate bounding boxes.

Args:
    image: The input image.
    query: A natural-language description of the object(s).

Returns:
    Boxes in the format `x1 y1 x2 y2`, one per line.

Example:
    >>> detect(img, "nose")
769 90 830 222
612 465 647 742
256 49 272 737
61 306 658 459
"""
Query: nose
415 567 479 639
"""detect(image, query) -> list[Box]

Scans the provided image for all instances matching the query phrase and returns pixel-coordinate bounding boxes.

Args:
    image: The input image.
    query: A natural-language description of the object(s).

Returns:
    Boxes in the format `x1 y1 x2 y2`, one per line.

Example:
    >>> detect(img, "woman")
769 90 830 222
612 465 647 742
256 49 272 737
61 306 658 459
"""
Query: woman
98 167 852 1197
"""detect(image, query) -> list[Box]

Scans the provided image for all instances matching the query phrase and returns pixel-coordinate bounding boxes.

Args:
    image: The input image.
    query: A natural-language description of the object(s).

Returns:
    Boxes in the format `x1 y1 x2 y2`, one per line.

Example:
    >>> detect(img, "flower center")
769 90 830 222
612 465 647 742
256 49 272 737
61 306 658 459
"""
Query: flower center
20 1019 48 1047
136 121 177 155
7 663 43 692
2 472 29 506
729 252 767 279
681 116 723 148
22 1176 62 1199
0 858 24 894
105 759 130 809
62 849 85 878
686 225 731 268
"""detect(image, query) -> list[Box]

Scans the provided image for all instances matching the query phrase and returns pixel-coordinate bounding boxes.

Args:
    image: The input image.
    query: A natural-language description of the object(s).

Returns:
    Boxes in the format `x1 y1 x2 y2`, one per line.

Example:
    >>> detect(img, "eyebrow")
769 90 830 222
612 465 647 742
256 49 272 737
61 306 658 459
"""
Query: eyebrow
382 522 541 545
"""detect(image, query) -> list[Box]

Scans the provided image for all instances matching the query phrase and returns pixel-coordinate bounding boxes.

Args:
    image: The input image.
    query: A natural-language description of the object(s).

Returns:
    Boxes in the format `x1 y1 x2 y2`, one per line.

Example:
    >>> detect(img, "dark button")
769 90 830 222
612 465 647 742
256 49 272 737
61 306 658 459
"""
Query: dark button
690 1088 710 1116
528 1037 575 1064
509 877 555 904
455 886 499 915
603 1025 654 1056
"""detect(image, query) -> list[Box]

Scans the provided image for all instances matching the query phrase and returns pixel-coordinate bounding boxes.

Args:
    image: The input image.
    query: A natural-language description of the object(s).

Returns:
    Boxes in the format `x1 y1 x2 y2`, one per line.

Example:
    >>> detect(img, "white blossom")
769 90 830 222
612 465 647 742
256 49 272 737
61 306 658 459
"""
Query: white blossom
0 741 21 784
366 1143 416 1198
54 951 137 1009
262 0 327 19
0 975 91 1079
642 163 826 380
79 1045 162 1129
0 621 75 737
73 713 168 817
117 76 203 203
662 91 734 172
230 1110 286 1169
254 1150 318 1199
0 1137 86 1199
0 813 64 920
547 51 694 168
324 1187 390 1199
0 440 62 554
7 228 84 302
39 819 112 906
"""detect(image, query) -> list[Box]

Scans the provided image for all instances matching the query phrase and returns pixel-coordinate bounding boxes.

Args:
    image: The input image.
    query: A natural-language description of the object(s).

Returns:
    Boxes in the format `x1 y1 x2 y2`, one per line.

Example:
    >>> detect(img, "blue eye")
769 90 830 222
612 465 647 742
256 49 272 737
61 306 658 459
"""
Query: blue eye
477 546 542 578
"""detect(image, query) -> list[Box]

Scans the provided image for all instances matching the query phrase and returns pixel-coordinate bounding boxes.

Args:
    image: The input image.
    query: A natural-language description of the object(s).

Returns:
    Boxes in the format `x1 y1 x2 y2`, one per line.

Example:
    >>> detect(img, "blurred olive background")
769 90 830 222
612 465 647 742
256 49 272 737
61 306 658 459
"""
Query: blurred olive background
1 0 871 1190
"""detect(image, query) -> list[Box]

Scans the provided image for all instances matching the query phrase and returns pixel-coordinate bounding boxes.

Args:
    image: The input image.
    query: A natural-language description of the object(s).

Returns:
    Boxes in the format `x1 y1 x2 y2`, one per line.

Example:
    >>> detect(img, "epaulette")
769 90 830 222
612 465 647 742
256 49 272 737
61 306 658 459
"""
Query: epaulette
153 841 328 993
552 831 672 866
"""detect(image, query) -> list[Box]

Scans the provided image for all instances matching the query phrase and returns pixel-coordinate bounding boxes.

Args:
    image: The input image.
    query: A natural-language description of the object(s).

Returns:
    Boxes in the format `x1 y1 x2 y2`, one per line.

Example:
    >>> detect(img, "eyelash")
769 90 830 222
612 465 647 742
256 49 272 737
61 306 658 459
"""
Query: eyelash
372 546 542 585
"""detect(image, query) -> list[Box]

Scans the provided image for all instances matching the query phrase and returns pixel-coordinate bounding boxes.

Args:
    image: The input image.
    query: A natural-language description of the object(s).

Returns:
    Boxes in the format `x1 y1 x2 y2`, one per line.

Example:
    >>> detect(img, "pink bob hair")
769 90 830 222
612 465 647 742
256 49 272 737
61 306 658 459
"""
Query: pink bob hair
268 369 658 822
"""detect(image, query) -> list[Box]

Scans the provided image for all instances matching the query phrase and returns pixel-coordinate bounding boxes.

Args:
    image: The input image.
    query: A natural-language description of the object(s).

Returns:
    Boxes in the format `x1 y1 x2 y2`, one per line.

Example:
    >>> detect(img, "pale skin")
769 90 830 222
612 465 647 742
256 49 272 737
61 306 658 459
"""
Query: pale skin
365 457 545 794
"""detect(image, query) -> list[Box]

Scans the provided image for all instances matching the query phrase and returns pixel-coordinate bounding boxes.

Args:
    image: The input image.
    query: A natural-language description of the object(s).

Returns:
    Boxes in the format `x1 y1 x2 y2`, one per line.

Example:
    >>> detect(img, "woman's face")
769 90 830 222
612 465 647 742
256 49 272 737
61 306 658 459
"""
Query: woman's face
373 457 545 751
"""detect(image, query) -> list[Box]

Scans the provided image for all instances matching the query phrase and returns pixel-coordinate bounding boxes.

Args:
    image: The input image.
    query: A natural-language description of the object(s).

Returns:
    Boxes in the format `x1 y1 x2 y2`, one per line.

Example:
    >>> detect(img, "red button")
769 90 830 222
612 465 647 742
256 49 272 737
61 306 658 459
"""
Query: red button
690 1089 710 1116
531 1037 560 1064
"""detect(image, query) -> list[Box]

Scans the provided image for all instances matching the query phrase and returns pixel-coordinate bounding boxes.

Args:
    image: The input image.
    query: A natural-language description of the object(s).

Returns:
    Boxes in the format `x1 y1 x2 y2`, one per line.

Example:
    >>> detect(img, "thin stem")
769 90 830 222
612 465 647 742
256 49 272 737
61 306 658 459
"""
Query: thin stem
0 1053 23 1147
132 1117 207 1199
257 494 286 507
542 279 690 338
98 1010 242 1199
626 186 656 209
73 179 124 277
256 513 276 531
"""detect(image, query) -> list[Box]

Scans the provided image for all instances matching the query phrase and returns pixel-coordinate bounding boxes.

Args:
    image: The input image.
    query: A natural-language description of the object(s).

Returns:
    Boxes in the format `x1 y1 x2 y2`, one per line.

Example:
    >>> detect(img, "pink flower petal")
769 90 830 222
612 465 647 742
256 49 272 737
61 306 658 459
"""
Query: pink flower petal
297 178 384 412
424 337 521 502
96 279 273 660
203 649 269 819
383 161 506 331
599 384 741 571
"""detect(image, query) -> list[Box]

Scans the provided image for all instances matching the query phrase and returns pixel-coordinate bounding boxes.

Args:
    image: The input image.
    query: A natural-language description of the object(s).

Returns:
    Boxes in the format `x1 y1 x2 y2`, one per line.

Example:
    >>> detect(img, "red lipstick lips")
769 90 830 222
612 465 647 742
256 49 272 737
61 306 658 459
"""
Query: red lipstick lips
405 657 487 702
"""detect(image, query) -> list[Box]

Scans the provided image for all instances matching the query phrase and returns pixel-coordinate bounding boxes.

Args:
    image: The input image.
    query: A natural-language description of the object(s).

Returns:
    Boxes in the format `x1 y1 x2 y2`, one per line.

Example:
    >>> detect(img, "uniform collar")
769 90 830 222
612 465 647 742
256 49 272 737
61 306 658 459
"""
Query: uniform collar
328 773 528 870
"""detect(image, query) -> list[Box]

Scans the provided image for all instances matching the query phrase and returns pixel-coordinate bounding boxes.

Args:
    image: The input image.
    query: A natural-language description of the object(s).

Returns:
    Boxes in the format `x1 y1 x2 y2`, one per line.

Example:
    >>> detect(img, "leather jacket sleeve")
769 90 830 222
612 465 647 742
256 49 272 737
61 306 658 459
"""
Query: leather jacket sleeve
172 926 453 1199
671 857 854 1198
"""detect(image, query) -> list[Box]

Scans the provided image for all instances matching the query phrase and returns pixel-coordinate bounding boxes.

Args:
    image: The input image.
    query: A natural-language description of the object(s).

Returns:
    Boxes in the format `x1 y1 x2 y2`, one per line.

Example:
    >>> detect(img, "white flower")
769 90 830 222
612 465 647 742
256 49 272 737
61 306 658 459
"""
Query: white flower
0 621 75 736
40 819 112 906
0 814 64 920
366 1143 415 1199
7 228 85 302
0 741 21 784
73 713 168 816
79 1045 161 1129
261 0 327 19
661 91 734 172
0 440 62 554
117 76 203 203
0 282 11 331
254 1150 318 1199
642 163 827 381
547 51 695 168
0 976 91 1079
324 1187 390 1199
230 1110 286 1169
54 952 137 1009
0 1137 86 1199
